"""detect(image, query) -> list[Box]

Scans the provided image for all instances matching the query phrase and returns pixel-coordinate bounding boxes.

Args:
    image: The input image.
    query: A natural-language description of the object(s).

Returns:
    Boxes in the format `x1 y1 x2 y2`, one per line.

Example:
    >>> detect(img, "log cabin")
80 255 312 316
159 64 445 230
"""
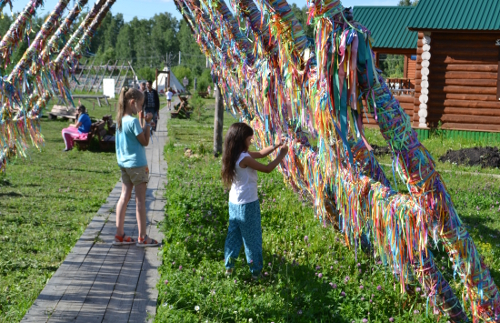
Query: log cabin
353 6 418 126
407 0 500 136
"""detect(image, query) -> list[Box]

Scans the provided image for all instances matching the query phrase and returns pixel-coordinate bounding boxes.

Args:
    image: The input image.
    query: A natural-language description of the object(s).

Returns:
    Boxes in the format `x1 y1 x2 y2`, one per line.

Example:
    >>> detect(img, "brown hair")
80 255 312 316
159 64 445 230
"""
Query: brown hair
116 86 144 130
221 122 254 187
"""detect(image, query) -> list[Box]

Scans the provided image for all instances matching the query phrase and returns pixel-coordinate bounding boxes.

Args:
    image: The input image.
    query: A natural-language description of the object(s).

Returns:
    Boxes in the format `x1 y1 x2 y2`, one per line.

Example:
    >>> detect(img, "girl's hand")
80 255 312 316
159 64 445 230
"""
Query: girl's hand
145 112 153 123
273 139 286 149
279 145 289 156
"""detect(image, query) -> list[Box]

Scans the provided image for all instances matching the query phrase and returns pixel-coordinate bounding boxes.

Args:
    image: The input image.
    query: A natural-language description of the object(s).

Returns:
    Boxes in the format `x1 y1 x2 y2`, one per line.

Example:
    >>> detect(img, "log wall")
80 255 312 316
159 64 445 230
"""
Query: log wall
414 32 500 132
361 94 414 127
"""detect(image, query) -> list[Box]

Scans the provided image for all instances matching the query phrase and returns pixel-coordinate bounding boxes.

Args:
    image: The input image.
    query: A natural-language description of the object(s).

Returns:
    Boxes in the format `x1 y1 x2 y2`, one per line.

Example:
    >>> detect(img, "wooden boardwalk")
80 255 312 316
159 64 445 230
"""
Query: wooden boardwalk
22 107 170 323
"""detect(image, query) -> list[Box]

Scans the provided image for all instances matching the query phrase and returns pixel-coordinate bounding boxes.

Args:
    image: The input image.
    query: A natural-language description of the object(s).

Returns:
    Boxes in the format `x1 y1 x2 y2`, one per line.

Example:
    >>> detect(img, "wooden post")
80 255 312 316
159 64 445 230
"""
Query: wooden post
213 82 224 157
374 51 379 68
167 69 171 89
497 45 500 100
155 69 159 91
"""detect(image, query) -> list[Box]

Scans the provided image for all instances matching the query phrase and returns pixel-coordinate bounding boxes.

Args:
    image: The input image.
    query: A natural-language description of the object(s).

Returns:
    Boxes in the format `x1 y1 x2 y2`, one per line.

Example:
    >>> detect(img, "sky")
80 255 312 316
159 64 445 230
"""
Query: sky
9 0 401 22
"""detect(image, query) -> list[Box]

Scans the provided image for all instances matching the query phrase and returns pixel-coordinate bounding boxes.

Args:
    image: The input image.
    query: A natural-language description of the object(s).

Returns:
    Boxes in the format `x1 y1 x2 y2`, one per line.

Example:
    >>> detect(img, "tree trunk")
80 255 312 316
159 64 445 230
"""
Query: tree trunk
213 82 224 157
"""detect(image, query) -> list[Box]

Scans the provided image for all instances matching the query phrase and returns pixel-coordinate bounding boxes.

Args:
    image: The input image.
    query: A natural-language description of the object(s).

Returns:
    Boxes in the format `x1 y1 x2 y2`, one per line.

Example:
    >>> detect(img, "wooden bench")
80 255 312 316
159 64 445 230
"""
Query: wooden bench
49 105 78 120
74 121 103 151
197 91 209 98
96 121 115 151
102 115 116 135
171 97 192 119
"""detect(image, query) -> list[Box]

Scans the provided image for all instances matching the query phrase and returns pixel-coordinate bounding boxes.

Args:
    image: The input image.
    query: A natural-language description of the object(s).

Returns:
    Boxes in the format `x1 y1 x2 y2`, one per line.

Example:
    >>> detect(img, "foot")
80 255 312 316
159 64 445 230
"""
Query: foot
63 148 71 152
251 273 262 281
225 268 234 276
112 233 136 245
136 235 161 247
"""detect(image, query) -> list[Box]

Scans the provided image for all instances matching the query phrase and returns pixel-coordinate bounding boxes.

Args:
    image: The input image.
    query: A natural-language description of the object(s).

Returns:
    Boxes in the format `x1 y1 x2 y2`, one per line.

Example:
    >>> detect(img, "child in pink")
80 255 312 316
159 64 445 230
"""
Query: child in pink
61 105 91 151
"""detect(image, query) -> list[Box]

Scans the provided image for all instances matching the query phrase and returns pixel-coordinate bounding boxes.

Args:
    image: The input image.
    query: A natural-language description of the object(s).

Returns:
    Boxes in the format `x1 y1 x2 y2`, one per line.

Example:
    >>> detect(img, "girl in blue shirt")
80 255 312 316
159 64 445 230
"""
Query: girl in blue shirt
113 87 160 247
61 105 91 151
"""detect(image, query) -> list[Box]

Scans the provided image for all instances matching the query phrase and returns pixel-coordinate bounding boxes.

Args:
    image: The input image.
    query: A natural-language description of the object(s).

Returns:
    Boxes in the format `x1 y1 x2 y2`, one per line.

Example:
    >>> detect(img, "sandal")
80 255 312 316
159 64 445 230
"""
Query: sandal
136 235 160 248
112 233 136 246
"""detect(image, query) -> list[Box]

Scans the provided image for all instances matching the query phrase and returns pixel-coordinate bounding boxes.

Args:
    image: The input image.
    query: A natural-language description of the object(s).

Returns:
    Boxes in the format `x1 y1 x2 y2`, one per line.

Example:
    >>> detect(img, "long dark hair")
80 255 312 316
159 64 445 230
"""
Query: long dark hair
221 122 254 187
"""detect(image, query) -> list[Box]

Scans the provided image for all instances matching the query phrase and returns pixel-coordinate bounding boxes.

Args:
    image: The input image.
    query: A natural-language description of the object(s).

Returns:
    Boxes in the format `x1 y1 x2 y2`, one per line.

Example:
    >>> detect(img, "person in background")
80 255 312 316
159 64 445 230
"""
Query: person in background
207 85 211 98
166 87 173 110
139 82 146 93
61 105 92 151
143 80 160 131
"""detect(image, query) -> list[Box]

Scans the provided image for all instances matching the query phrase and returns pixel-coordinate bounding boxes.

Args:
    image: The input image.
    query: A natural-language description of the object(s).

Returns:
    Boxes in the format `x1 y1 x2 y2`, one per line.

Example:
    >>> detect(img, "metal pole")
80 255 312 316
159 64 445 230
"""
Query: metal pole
178 51 181 65
213 82 224 157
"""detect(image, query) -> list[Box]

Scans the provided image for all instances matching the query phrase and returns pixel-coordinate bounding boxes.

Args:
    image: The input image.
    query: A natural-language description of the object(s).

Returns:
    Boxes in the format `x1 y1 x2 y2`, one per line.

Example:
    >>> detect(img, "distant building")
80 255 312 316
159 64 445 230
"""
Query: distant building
355 0 500 138
354 6 418 125
407 0 500 133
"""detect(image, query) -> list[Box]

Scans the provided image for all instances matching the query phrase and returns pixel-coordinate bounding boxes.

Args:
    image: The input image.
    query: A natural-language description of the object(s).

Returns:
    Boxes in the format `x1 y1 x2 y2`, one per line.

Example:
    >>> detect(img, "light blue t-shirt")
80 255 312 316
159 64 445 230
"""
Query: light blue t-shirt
116 115 147 168
78 113 91 134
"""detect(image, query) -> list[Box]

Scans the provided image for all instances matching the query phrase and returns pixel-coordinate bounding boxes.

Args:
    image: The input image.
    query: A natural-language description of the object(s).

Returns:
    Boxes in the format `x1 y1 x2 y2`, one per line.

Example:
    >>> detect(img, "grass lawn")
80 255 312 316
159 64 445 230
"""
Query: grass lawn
0 102 122 322
364 127 500 176
166 102 236 149
157 109 500 322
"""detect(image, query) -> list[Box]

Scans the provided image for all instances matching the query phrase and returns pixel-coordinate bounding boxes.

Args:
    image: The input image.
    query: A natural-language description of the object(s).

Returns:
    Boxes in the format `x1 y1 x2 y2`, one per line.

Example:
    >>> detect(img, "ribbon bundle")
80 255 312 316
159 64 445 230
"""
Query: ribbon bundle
175 0 500 321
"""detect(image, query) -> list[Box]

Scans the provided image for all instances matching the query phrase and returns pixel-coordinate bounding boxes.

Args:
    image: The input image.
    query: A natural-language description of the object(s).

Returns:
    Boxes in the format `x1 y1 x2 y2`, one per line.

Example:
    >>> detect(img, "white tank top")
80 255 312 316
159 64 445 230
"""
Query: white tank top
229 152 258 205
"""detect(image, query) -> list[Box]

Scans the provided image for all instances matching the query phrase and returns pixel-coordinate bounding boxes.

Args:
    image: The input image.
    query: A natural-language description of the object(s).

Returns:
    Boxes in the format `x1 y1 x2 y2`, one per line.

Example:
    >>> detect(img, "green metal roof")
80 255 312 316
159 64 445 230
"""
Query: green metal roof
353 6 417 49
407 0 500 30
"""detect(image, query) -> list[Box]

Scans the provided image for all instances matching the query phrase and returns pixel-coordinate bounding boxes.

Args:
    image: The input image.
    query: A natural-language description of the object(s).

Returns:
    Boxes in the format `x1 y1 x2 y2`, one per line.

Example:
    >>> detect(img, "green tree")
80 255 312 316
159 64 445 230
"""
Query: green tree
115 24 136 63
398 0 418 6
137 67 156 82
171 65 192 89
150 13 179 68
177 20 205 69
290 4 314 39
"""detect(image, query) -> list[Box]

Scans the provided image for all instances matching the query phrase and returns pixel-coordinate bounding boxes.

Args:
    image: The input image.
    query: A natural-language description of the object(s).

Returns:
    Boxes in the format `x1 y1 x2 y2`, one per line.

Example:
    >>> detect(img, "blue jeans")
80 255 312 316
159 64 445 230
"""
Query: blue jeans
224 200 263 274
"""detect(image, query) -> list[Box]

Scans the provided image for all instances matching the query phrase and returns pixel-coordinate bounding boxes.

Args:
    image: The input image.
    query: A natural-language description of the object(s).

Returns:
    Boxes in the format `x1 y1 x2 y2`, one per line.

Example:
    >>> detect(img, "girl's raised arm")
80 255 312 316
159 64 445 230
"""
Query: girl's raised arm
240 145 288 173
248 140 285 159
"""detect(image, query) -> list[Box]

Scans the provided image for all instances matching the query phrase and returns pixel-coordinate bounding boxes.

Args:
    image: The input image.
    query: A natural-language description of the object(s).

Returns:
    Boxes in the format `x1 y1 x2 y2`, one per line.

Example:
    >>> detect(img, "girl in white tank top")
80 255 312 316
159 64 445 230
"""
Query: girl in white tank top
221 123 289 279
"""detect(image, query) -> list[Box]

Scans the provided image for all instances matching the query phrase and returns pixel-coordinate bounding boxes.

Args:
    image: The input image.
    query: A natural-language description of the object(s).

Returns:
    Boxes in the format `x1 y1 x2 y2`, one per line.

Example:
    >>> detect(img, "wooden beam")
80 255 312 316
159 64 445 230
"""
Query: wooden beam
213 82 223 157
497 46 500 100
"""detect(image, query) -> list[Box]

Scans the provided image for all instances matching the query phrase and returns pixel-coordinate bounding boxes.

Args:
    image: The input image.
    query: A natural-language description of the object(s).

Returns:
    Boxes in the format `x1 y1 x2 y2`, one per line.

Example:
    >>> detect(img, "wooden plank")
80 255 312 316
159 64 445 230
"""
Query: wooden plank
416 78 497 87
46 244 113 322
423 47 498 56
101 247 144 322
429 55 497 64
73 246 127 323
431 40 500 50
425 93 498 102
426 100 500 109
427 114 500 125
429 71 498 80
440 122 500 132
430 64 498 73
128 247 161 323
427 107 500 116
429 85 497 95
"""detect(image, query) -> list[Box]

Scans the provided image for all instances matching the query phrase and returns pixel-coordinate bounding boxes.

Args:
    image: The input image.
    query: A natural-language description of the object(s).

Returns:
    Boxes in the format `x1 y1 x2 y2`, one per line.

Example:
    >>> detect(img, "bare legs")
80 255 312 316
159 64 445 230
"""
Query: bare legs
116 182 133 237
134 182 148 239
115 181 152 241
